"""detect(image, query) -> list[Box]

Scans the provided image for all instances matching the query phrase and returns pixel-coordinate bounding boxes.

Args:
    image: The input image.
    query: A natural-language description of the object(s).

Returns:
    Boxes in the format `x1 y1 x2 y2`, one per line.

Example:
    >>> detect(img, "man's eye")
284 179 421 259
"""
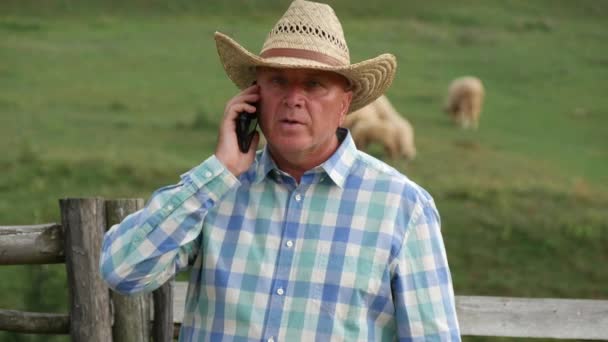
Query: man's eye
271 77 286 85
306 80 321 88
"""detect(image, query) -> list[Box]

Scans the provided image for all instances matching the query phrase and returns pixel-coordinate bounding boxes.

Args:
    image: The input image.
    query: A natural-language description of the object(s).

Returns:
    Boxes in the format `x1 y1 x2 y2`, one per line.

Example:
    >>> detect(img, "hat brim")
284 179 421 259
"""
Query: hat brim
215 32 396 113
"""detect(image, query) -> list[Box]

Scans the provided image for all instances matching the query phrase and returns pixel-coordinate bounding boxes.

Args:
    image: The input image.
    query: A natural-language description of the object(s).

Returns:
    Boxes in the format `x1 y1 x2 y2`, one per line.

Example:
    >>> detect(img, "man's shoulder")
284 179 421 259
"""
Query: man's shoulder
351 150 410 184
350 150 434 203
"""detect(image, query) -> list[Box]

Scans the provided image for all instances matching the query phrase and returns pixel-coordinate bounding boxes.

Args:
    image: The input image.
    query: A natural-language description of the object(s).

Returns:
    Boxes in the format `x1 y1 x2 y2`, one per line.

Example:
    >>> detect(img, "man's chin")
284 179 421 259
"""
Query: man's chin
268 137 309 154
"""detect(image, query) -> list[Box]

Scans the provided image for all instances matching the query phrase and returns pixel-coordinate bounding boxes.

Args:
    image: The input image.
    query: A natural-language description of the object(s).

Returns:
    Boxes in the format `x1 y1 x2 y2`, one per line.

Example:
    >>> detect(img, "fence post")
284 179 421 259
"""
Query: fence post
60 198 112 342
105 198 150 342
153 280 174 342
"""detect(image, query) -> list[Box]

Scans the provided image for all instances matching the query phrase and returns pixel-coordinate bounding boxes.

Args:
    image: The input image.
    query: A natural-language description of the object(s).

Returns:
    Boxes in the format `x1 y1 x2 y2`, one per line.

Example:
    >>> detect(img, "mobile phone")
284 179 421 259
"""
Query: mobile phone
235 103 258 153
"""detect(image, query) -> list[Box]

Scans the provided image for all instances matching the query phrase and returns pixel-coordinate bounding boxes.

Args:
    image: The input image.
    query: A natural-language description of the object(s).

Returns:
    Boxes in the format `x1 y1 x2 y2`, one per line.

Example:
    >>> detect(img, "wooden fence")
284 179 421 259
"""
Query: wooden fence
0 198 607 341
0 198 173 341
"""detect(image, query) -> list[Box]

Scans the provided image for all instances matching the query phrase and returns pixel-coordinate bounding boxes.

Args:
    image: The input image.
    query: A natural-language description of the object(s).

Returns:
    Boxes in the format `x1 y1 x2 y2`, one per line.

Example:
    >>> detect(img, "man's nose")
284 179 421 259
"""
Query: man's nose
283 84 306 108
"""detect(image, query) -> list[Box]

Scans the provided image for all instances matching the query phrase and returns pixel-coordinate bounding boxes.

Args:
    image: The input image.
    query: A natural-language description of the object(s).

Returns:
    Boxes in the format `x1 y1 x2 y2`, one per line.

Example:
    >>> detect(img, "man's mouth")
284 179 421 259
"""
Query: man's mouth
280 119 303 125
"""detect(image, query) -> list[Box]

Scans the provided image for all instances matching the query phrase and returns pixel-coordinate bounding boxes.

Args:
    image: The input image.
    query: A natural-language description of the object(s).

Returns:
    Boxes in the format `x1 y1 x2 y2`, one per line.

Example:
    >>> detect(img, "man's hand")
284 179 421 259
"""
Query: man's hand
215 84 261 177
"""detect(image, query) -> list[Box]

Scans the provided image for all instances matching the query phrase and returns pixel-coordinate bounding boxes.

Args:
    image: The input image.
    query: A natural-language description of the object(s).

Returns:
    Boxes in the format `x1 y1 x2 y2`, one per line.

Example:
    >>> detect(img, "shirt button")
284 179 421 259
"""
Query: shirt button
267 337 275 342
167 205 174 211
276 288 284 296
285 240 294 248
295 193 302 201
204 171 212 178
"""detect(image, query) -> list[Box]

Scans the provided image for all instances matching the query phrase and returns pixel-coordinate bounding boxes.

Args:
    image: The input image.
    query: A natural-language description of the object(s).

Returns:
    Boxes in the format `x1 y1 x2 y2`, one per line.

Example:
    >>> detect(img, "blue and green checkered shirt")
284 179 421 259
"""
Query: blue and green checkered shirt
100 132 460 341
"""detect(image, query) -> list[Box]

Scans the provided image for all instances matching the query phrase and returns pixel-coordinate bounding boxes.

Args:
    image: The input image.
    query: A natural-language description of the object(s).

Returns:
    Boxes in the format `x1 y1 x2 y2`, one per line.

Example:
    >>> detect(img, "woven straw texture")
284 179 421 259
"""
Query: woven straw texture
262 1 349 65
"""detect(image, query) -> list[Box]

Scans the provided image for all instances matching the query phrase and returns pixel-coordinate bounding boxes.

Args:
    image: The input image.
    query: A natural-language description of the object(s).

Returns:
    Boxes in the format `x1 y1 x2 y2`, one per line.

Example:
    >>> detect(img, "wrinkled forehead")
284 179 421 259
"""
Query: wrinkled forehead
256 66 351 89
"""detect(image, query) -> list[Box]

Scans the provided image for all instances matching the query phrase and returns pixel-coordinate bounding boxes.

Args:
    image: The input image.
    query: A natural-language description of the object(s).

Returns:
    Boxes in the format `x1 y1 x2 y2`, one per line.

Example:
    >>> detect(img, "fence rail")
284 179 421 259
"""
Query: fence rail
1 197 607 341
0 223 64 265
455 295 608 339
0 309 69 334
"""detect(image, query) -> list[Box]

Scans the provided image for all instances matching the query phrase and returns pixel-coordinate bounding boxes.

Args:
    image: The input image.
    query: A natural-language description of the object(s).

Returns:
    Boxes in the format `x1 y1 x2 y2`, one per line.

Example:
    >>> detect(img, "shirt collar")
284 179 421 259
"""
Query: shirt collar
252 128 357 188
318 128 357 188
252 147 278 184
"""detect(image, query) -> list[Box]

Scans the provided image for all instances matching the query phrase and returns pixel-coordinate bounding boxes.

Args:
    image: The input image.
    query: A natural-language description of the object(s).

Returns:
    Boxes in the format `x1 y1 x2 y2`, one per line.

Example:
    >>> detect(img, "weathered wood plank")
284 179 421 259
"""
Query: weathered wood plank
60 198 112 342
0 309 69 334
456 295 608 339
153 280 174 342
173 281 187 324
0 224 64 265
105 198 150 342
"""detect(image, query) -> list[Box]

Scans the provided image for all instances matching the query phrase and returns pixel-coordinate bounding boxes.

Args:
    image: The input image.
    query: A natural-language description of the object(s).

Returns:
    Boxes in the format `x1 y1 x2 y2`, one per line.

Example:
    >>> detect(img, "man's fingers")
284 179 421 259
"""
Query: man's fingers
228 93 259 106
230 102 258 117
225 93 260 119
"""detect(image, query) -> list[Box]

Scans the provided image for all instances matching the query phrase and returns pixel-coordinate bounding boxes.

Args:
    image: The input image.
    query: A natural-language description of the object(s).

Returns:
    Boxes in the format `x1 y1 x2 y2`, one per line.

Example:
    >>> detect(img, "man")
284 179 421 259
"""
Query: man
100 1 461 340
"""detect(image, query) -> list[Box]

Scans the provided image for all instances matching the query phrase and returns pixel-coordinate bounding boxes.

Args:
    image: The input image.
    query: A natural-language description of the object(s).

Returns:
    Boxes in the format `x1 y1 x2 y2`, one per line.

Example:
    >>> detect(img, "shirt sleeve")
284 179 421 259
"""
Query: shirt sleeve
391 196 461 341
99 155 239 295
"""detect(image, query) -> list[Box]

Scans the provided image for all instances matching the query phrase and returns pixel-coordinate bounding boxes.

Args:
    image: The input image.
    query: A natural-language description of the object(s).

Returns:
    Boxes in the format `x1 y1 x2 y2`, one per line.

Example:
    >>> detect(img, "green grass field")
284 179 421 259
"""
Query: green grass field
1 1 607 341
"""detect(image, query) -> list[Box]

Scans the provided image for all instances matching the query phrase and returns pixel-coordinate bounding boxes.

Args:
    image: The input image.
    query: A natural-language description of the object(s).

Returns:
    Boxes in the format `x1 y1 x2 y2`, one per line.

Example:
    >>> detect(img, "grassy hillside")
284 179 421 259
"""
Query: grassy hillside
1 1 607 341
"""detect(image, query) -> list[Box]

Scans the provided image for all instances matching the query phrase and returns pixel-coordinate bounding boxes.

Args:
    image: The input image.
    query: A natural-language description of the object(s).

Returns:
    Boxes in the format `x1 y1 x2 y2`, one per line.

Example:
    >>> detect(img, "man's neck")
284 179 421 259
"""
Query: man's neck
268 139 340 184
267 128 348 183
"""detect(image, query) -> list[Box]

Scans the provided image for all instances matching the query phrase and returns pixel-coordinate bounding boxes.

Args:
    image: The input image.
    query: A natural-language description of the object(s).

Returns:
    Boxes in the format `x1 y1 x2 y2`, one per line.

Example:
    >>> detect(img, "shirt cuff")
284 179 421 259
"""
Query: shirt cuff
184 155 240 201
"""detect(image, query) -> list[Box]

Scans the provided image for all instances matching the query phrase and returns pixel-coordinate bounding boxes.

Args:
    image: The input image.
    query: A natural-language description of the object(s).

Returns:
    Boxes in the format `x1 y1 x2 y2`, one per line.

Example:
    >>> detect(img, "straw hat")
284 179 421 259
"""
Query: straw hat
214 0 397 113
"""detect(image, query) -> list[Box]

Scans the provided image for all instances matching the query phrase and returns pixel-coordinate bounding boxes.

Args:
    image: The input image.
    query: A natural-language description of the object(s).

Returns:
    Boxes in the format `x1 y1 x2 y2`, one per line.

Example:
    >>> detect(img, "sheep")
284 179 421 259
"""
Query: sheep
444 76 485 129
373 95 417 160
343 95 416 160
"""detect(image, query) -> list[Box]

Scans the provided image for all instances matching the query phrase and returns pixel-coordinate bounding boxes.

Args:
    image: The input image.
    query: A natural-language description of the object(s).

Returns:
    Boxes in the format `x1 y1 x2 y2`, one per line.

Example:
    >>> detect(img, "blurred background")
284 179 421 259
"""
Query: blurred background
1 0 607 341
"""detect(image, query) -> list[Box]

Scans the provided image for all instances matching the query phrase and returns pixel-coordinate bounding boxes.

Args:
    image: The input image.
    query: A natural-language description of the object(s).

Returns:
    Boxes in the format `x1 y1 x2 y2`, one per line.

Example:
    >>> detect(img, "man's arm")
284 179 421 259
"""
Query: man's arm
391 196 461 341
100 84 262 295
99 156 239 294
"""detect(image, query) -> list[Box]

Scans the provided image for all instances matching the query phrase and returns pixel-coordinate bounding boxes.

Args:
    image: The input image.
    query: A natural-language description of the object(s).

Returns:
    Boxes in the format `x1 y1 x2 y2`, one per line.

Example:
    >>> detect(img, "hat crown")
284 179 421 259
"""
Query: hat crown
261 0 350 65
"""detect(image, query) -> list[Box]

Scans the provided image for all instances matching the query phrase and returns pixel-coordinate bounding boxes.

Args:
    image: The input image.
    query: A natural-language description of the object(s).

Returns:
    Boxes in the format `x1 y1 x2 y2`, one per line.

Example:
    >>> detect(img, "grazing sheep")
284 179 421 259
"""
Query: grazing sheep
444 76 485 129
344 95 416 160
374 95 417 160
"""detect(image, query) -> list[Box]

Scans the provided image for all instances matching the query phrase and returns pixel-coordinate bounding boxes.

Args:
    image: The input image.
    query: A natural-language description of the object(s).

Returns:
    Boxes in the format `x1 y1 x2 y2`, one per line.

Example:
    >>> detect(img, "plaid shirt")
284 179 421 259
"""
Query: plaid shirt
100 132 461 341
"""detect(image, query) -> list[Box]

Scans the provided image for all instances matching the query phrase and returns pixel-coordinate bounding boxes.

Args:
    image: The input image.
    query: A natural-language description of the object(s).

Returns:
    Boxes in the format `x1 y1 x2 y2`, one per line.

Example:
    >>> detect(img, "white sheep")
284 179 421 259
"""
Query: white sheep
444 76 485 129
344 95 416 160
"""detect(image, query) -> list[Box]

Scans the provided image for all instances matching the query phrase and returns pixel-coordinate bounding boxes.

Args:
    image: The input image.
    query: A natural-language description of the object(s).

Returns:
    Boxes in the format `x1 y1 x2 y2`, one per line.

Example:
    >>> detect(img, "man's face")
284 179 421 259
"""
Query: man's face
256 67 353 160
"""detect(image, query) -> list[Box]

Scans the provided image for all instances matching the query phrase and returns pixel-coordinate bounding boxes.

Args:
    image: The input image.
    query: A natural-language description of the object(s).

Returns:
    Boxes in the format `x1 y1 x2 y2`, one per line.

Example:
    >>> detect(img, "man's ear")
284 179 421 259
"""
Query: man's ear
338 91 353 125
